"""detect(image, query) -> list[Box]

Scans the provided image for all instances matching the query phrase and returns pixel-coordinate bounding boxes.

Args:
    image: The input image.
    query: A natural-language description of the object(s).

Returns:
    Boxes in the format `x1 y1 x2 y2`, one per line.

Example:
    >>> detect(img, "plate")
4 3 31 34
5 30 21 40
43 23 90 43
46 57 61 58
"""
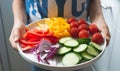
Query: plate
17 20 107 71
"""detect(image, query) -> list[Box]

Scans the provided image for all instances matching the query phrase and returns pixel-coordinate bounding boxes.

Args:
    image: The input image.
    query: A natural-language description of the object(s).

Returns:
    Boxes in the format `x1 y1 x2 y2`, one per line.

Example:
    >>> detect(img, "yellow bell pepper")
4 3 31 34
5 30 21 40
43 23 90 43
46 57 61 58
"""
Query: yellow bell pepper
44 17 71 38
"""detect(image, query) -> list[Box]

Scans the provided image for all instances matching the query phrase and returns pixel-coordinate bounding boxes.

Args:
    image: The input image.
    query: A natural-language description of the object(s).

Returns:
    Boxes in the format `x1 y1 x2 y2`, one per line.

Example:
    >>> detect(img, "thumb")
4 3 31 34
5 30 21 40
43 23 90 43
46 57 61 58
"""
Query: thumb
13 29 21 42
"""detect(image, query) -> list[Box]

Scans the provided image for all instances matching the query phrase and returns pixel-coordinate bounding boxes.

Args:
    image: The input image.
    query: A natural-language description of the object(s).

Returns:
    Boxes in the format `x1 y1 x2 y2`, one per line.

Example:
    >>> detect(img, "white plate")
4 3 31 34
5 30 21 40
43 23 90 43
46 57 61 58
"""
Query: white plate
17 20 107 71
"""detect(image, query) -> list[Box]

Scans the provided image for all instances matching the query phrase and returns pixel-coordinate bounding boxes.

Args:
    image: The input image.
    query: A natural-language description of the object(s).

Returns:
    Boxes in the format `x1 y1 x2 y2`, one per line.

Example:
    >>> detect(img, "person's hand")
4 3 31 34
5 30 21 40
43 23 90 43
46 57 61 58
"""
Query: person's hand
97 24 111 46
92 21 111 46
9 22 26 50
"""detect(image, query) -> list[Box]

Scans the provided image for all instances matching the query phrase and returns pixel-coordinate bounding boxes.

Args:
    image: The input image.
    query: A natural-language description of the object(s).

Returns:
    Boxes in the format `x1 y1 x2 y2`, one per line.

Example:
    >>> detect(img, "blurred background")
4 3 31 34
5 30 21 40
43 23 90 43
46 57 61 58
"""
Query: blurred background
0 0 120 71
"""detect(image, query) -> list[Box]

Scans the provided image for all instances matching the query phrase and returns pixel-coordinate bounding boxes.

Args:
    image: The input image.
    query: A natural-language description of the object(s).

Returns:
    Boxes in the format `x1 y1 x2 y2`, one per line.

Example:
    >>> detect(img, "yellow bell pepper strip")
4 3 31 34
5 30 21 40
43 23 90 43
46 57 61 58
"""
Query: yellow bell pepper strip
44 17 71 38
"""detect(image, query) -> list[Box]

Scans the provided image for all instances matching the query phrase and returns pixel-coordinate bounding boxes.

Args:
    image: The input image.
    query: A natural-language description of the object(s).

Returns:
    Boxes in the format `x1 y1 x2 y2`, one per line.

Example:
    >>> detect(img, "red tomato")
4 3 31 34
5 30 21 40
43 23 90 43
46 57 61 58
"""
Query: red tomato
67 17 76 24
92 33 104 44
78 30 89 38
70 21 79 28
89 24 99 34
77 19 86 25
70 27 79 38
78 24 89 31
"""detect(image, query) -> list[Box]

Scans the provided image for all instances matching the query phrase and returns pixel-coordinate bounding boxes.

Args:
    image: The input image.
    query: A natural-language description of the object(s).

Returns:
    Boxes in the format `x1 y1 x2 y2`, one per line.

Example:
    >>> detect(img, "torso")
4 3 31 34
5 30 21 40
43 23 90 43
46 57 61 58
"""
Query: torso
25 0 89 23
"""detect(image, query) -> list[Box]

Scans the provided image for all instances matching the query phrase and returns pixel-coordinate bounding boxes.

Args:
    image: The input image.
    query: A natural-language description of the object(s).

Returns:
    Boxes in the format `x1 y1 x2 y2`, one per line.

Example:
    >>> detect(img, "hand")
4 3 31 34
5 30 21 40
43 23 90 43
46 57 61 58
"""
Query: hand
92 21 111 46
9 22 26 50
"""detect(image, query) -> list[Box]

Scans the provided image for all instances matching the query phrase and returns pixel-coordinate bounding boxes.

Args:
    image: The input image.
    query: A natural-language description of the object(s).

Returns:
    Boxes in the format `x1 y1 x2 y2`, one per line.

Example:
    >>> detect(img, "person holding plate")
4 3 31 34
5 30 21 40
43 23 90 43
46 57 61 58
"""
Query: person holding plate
9 0 111 71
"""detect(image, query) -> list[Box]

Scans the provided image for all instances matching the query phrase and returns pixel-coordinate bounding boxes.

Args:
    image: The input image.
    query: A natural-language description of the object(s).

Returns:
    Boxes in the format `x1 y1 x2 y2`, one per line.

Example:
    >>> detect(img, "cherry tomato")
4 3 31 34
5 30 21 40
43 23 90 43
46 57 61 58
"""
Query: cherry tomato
78 24 89 31
70 21 79 28
67 17 76 24
78 30 89 38
77 19 86 25
92 32 104 44
70 27 79 38
89 24 99 34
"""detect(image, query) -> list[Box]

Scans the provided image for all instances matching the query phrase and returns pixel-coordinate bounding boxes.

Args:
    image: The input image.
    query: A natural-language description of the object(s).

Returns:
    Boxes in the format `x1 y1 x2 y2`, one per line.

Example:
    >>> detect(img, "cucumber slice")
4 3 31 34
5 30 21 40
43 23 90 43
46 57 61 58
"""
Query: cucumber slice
62 52 82 66
90 42 103 51
58 46 72 55
64 39 79 47
82 52 94 60
87 45 99 56
77 38 91 44
59 37 72 44
73 44 88 53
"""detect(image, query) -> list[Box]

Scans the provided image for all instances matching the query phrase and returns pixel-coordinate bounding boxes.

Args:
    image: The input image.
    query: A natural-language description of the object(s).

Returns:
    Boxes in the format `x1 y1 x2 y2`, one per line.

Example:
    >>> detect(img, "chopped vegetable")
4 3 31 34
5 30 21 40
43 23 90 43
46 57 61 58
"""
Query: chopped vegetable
58 46 72 55
81 52 94 60
59 37 73 44
87 45 99 56
77 38 91 44
62 52 82 66
73 44 88 53
44 17 71 38
64 39 79 47
90 42 103 51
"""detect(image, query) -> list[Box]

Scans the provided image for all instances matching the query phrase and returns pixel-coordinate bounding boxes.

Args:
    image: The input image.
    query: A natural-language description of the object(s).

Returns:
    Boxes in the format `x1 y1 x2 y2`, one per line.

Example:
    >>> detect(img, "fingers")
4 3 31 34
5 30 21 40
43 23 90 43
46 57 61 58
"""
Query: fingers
105 33 111 46
9 30 18 50
9 27 25 50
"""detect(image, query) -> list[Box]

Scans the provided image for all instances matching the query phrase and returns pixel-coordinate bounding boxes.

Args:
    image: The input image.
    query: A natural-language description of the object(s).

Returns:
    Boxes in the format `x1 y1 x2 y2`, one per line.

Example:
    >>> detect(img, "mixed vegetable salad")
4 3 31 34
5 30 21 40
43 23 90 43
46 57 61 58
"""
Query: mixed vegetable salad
19 17 104 66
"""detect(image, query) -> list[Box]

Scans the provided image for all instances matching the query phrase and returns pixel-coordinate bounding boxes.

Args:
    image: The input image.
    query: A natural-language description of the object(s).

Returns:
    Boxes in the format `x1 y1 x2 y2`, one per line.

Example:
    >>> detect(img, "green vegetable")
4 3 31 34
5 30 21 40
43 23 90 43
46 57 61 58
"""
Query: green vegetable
90 42 102 51
59 37 72 44
62 52 82 66
81 52 94 60
73 44 88 53
58 46 72 55
64 39 79 47
87 45 99 56
77 38 91 44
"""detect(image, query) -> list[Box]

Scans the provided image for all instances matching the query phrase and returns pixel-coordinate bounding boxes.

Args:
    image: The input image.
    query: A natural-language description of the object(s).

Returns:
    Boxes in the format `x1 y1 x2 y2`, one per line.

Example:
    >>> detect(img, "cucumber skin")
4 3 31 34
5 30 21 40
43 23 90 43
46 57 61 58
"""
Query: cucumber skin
81 52 94 60
77 38 91 44
90 42 103 51
87 45 99 56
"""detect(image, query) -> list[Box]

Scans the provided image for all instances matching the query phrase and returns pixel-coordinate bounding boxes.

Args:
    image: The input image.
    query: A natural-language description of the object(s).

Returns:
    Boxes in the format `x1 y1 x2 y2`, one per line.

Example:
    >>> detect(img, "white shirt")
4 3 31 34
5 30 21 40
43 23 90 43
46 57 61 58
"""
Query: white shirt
25 0 89 23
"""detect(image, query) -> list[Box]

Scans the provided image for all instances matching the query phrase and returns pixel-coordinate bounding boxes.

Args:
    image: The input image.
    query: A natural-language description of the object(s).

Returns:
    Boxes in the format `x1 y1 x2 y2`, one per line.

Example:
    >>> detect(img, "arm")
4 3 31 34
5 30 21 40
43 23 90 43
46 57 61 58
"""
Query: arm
88 0 111 45
9 0 27 50
12 0 27 25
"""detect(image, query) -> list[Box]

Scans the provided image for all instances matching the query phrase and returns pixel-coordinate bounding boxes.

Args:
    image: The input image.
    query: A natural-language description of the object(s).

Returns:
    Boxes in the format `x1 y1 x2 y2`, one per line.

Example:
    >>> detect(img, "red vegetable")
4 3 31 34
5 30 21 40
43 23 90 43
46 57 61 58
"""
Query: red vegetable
77 19 86 25
92 32 104 44
20 39 39 45
37 39 52 52
22 46 33 52
70 21 79 28
70 27 79 38
89 24 99 34
78 24 89 31
78 30 89 38
46 47 58 59
67 17 76 24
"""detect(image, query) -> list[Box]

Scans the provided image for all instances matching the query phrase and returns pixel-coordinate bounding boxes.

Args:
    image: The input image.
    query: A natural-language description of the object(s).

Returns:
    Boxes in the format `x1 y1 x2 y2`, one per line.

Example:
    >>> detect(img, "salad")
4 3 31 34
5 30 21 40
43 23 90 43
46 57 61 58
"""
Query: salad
19 17 104 66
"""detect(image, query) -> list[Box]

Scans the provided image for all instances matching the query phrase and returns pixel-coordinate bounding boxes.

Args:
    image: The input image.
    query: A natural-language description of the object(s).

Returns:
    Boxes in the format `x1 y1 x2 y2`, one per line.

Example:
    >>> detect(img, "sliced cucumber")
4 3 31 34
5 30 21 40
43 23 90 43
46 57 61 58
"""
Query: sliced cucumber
87 45 99 56
64 39 79 47
58 46 72 55
82 52 94 60
59 37 72 44
73 44 88 53
77 38 91 44
62 52 82 66
90 42 103 51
